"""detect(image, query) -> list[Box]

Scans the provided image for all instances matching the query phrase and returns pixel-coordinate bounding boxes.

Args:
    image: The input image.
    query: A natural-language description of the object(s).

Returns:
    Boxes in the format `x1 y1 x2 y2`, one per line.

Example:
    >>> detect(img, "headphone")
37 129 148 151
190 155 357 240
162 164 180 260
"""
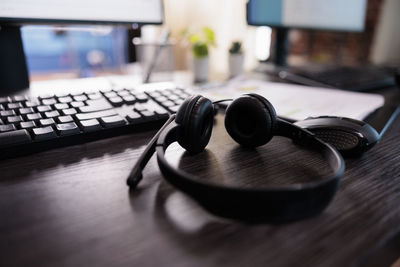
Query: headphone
127 94 345 223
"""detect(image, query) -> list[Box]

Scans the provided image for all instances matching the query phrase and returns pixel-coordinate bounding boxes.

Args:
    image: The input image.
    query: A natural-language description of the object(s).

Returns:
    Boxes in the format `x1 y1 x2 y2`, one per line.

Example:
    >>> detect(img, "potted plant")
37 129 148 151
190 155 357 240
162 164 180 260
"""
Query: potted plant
181 27 216 83
228 41 244 78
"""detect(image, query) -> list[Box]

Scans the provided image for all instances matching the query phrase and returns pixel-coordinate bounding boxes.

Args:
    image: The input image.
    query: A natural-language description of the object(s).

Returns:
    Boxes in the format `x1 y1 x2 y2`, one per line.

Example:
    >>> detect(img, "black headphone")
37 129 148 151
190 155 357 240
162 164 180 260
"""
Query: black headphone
127 94 345 223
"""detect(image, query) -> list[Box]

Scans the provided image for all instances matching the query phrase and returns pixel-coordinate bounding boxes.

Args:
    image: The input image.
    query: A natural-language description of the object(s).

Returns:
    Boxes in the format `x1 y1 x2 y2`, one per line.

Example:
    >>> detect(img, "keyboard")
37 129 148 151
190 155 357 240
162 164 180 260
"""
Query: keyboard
289 65 396 91
0 82 191 160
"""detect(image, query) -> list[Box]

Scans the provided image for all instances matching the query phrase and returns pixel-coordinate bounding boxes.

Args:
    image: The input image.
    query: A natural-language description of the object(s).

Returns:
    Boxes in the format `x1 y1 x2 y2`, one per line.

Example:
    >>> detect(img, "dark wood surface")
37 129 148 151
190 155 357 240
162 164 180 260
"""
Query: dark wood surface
1 87 400 267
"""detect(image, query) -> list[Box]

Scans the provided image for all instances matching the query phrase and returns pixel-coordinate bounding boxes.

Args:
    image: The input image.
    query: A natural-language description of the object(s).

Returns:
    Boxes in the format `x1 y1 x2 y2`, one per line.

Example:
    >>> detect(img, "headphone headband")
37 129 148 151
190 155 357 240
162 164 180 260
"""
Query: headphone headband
155 118 344 223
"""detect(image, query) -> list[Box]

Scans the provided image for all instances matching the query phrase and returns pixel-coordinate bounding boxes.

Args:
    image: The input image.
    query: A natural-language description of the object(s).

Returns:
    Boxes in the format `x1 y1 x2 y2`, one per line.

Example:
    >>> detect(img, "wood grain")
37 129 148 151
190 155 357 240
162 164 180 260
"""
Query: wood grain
0 92 399 267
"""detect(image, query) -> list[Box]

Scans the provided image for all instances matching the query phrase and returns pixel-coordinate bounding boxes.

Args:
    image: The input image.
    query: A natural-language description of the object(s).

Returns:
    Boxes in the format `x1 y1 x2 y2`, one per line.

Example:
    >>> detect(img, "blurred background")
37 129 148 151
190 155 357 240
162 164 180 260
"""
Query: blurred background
20 0 399 81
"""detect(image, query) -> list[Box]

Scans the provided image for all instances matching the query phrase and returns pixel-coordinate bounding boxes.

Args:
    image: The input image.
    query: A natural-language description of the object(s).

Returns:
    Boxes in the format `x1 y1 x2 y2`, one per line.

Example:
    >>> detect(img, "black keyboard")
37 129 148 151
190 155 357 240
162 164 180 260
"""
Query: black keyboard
0 83 191 160
290 65 396 91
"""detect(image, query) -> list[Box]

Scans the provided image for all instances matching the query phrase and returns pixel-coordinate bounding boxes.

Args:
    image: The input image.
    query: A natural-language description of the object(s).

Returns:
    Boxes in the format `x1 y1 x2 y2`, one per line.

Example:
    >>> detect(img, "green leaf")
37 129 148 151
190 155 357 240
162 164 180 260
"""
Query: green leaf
189 34 200 44
180 27 216 57
229 41 242 54
203 27 215 46
192 42 209 59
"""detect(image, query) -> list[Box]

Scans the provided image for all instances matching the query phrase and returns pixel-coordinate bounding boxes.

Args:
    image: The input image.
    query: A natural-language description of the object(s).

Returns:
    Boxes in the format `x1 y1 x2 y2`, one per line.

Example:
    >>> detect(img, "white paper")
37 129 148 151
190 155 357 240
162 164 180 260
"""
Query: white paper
195 79 385 121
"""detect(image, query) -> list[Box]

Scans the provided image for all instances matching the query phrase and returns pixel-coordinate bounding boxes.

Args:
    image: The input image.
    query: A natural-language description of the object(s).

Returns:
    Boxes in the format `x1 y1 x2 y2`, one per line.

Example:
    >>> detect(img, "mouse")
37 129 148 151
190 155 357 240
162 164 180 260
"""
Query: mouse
294 116 380 157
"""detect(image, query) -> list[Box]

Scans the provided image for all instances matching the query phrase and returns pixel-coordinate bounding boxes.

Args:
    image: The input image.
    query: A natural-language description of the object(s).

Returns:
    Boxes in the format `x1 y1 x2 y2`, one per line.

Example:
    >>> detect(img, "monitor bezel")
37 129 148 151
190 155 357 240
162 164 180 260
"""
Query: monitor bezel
0 0 164 26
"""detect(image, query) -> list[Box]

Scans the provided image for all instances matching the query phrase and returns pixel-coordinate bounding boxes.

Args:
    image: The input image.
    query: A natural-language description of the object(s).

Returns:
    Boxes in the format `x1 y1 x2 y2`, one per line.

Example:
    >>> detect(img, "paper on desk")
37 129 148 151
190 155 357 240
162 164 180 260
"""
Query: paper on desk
196 79 385 121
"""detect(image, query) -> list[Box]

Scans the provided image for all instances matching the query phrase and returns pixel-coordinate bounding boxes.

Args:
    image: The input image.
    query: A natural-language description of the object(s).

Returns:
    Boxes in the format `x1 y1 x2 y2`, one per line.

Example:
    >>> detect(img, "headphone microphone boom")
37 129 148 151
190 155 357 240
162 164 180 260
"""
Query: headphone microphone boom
127 94 345 223
127 115 176 189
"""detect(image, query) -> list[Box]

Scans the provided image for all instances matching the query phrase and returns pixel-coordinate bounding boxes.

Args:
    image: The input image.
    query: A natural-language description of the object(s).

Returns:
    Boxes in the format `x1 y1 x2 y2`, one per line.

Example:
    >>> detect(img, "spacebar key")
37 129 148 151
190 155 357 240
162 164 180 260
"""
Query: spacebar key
0 129 32 148
76 109 117 120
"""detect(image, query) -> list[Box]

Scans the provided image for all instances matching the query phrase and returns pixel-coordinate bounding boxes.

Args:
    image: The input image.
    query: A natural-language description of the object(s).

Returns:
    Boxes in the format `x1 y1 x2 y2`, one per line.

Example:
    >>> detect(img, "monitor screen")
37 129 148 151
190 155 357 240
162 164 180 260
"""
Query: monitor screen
247 0 367 32
0 0 163 24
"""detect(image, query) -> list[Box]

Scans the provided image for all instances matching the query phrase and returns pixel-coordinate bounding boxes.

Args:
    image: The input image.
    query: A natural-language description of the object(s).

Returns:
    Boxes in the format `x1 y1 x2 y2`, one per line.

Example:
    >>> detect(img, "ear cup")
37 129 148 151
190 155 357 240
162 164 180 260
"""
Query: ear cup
224 94 277 147
175 95 214 154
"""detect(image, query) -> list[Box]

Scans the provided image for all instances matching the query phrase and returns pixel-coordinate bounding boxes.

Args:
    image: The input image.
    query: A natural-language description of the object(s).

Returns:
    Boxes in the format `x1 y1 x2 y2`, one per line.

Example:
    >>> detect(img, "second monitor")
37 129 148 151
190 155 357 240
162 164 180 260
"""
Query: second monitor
247 0 395 91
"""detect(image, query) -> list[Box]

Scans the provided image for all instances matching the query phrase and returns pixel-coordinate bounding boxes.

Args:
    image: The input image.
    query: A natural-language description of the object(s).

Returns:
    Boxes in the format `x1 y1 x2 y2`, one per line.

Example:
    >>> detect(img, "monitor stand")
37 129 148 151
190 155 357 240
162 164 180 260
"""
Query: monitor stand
256 28 291 75
0 25 30 93
272 28 289 68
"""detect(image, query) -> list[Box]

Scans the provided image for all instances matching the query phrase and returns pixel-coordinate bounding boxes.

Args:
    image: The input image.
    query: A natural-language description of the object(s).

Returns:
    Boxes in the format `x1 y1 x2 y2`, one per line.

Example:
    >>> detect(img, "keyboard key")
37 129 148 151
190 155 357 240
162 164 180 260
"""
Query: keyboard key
136 94 148 102
27 113 42 121
108 96 124 106
58 96 73 103
40 118 56 126
71 91 84 96
118 90 130 97
160 89 175 96
75 109 117 121
33 126 57 141
73 95 87 101
58 115 74 123
178 91 191 98
155 96 168 103
129 89 138 95
62 108 77 116
20 121 36 129
0 118 3 124
0 129 31 148
175 98 184 105
126 112 143 123
100 88 112 94
70 101 85 108
100 115 126 128
54 103 69 110
0 124 17 132
141 110 157 120
37 105 52 113
55 92 69 98
162 101 175 107
39 94 55 99
105 91 118 98
134 103 146 112
122 95 136 104
25 100 41 107
1 110 16 117
12 95 28 102
113 87 125 92
79 119 102 132
149 91 162 98
19 107 35 115
0 97 10 104
140 100 169 116
87 93 102 100
168 94 180 101
169 105 180 113
78 98 112 113
7 115 23 123
45 110 60 118
7 103 23 109
56 122 80 136
42 98 57 105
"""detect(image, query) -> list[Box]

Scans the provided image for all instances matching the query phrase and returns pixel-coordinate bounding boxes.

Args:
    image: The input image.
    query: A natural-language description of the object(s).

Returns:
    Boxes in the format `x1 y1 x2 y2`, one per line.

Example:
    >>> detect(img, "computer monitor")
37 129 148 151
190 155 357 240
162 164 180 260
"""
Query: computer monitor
0 0 164 91
247 0 367 66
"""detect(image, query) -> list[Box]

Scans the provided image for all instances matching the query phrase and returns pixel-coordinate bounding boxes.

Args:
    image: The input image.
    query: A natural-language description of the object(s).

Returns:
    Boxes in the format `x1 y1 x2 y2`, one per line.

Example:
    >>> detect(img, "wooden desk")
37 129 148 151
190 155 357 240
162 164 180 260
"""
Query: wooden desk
1 87 400 267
